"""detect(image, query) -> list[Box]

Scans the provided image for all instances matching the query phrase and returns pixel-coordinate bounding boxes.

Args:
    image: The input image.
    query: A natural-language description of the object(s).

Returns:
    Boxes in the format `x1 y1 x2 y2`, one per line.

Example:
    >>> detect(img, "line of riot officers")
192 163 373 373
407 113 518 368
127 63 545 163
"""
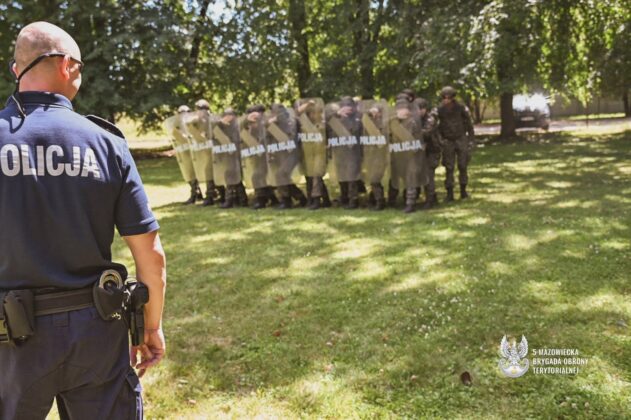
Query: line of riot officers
164 87 475 213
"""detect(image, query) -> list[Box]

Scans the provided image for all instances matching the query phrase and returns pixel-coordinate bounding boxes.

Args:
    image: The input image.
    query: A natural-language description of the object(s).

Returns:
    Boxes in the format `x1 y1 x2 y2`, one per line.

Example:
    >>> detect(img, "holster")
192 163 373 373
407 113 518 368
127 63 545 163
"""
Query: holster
0 290 35 344
93 273 126 321
124 279 149 346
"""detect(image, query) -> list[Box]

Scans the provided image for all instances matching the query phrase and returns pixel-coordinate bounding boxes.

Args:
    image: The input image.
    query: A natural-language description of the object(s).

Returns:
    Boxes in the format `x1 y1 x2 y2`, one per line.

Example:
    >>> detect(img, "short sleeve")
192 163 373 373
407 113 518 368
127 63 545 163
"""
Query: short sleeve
114 146 160 236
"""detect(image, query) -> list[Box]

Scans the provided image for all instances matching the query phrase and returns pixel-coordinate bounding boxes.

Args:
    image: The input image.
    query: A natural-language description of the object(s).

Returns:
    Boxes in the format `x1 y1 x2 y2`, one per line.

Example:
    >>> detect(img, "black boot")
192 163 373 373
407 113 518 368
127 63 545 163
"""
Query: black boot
195 184 204 201
220 186 235 208
446 187 455 202
305 177 313 207
252 189 266 209
217 186 226 205
267 187 280 206
387 185 398 207
345 181 359 209
404 202 416 213
460 184 469 199
358 180 367 194
277 197 292 210
237 183 248 207
322 184 332 208
184 181 199 205
373 200 385 211
367 191 376 207
345 199 359 209
202 181 215 206
421 191 436 210
289 184 308 207
339 182 349 207
308 197 321 210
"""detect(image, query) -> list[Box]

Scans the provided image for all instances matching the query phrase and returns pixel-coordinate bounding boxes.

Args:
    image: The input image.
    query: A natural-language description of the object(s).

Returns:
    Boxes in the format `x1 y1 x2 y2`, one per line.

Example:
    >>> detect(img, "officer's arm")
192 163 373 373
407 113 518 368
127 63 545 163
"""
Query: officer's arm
421 113 437 137
123 230 166 331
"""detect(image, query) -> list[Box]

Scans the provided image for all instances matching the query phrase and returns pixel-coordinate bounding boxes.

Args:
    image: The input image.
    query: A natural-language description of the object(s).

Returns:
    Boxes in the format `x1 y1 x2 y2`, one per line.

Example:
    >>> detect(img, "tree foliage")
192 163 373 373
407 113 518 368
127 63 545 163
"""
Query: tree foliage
0 0 628 133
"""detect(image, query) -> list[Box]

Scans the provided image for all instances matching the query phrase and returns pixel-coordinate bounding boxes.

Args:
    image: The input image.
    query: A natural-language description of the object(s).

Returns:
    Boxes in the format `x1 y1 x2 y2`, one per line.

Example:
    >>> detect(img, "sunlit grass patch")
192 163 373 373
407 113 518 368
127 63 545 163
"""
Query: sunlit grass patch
100 130 631 418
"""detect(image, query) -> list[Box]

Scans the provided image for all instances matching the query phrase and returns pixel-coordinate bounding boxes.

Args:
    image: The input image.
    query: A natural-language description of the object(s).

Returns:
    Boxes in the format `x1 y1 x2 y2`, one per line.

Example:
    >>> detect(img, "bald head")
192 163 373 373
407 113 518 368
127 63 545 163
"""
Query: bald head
15 22 81 69
13 22 82 99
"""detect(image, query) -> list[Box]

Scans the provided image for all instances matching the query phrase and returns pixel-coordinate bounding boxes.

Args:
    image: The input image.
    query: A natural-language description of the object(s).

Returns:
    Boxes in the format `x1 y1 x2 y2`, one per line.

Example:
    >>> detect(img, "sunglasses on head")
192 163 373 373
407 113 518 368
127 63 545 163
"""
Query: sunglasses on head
8 52 84 118
9 52 84 78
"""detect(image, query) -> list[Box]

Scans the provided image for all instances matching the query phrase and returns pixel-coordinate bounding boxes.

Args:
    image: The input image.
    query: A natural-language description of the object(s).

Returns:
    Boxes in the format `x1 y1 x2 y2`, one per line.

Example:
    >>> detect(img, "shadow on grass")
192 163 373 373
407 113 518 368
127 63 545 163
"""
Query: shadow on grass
114 130 631 418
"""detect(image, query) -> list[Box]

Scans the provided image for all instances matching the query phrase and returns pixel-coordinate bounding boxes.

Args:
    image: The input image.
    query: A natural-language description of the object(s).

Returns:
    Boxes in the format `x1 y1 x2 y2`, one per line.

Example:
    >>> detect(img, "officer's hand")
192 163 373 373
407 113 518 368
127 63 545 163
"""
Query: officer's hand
131 328 166 377
338 106 353 118
221 115 235 125
396 109 411 120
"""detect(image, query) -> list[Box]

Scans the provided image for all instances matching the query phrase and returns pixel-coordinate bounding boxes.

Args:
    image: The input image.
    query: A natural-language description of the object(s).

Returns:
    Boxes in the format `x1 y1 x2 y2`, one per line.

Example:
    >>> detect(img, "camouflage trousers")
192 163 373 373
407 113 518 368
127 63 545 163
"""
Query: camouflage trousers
371 183 384 203
387 181 418 206
306 176 324 198
425 148 441 195
339 181 359 204
442 136 472 188
278 184 306 200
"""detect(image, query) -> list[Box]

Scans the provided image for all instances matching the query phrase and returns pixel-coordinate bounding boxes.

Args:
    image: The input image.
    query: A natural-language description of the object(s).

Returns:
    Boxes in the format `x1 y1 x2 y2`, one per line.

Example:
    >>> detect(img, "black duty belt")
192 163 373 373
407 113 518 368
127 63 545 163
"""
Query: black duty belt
0 287 94 344
33 287 94 316
0 271 148 346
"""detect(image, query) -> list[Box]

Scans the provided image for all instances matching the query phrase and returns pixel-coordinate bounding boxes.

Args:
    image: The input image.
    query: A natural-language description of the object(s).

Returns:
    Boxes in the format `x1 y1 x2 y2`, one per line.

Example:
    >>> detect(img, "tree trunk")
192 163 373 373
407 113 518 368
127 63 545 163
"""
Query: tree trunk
358 6 375 99
623 90 630 117
189 0 212 70
500 92 516 138
473 98 482 124
288 0 313 97
352 0 385 99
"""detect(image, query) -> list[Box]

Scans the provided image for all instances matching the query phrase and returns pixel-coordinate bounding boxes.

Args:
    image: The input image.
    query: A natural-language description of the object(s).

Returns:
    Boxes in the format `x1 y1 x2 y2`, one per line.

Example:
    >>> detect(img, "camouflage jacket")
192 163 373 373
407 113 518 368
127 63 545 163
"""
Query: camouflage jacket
421 108 442 151
437 101 474 141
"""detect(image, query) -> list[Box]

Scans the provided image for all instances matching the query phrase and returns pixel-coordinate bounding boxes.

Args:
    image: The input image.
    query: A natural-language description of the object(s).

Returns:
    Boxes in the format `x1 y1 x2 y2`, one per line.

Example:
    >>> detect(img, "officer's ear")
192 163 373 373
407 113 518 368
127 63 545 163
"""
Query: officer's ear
11 61 19 78
58 55 72 81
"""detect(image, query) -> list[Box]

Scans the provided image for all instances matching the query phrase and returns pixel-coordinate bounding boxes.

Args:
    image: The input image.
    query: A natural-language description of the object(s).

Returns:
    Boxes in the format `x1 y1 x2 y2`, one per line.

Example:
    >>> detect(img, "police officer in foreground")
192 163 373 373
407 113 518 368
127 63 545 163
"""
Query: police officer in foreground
0 22 166 418
437 86 475 201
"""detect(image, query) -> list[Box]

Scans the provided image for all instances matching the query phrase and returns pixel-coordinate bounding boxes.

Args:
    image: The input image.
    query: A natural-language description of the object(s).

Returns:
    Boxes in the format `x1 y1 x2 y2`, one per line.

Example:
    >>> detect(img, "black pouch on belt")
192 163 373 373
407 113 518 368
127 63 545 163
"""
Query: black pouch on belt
93 270 126 320
2 290 35 343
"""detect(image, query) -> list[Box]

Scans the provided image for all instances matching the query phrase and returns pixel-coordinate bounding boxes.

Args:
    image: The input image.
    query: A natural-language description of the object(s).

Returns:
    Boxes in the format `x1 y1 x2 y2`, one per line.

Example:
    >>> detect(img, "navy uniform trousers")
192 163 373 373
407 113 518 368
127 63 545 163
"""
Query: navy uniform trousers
0 307 142 419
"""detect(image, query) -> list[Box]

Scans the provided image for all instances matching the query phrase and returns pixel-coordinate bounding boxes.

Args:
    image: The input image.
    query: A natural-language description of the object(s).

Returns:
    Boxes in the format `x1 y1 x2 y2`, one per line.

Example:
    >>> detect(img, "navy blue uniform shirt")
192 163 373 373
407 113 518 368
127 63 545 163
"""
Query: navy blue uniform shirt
0 92 159 289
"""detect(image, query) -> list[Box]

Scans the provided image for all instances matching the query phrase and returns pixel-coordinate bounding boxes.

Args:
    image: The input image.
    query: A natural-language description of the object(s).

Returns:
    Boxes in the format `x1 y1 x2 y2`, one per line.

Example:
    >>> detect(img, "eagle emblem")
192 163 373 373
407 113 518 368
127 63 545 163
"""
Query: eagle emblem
498 335 529 378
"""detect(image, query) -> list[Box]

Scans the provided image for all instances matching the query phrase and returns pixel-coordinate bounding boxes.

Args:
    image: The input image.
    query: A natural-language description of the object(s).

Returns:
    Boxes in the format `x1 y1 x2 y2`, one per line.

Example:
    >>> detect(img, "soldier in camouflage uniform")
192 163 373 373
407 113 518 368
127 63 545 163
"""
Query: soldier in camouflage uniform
326 97 362 209
175 105 204 204
387 92 417 207
415 98 440 209
242 104 278 209
265 104 307 209
190 99 219 206
295 99 331 210
389 98 427 213
212 108 245 208
437 86 475 201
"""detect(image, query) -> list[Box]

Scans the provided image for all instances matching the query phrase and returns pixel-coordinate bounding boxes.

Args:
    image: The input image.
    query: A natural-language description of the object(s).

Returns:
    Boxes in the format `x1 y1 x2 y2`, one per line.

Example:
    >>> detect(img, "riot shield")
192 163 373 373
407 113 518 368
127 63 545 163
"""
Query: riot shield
211 115 242 187
325 99 362 183
265 104 302 187
182 110 214 183
239 112 268 189
164 115 196 183
359 99 390 185
388 102 428 190
295 98 327 177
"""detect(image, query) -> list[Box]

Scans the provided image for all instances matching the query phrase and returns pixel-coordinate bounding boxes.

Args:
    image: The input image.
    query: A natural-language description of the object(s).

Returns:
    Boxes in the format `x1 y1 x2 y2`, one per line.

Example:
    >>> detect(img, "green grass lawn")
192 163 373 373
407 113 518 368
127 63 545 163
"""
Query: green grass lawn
113 131 631 418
